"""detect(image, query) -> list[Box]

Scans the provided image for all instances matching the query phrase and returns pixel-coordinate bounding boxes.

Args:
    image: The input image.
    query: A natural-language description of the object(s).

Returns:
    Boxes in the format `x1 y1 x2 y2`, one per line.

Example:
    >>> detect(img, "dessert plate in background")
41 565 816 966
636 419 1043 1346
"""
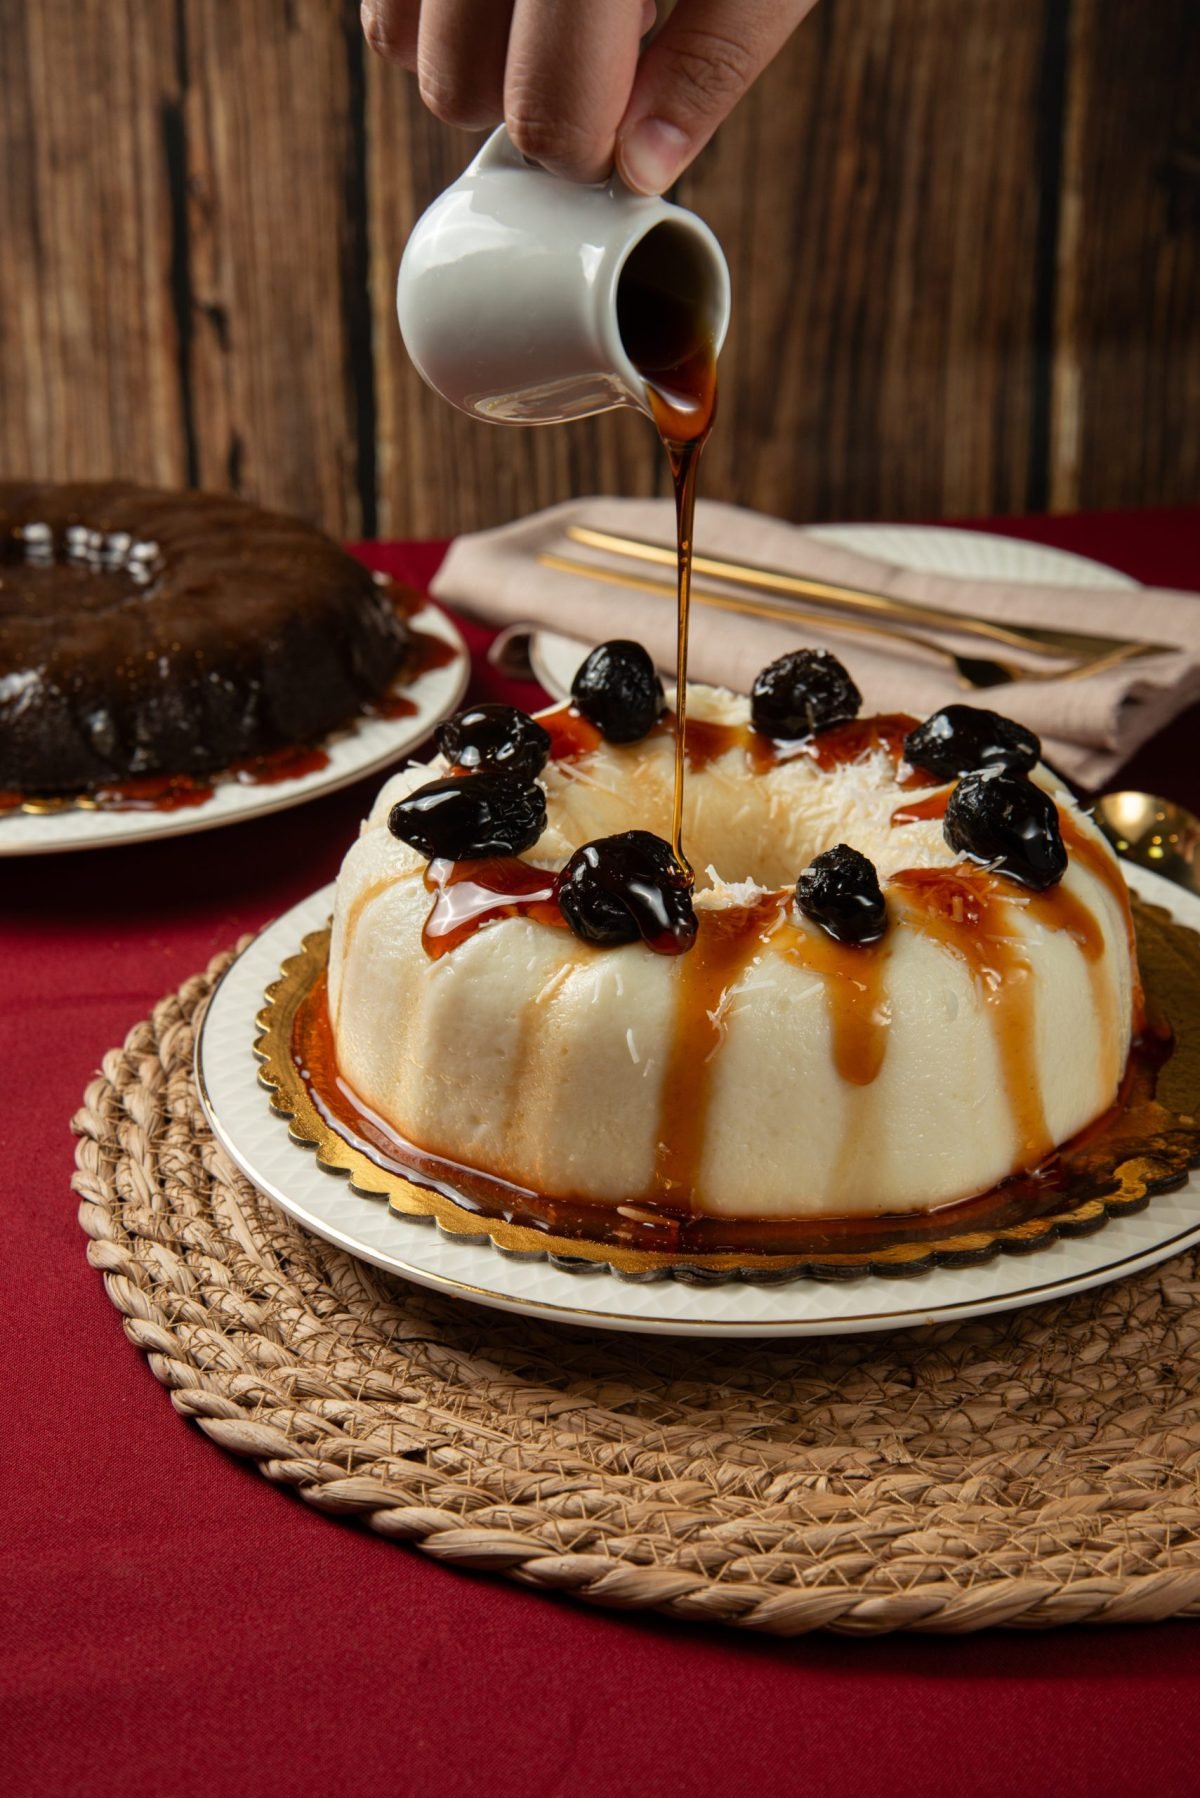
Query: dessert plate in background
197 862 1200 1341
0 601 468 857
520 524 1137 698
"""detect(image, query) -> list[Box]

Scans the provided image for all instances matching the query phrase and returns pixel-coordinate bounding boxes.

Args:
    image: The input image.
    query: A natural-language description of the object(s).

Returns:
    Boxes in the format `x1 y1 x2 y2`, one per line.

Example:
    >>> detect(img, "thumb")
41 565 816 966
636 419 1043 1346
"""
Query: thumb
616 0 817 195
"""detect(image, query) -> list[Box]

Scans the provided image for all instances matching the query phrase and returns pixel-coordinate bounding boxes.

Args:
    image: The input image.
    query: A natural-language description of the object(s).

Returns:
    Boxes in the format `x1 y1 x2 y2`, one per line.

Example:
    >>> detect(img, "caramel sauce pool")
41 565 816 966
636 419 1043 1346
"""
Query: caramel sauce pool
299 962 1177 1259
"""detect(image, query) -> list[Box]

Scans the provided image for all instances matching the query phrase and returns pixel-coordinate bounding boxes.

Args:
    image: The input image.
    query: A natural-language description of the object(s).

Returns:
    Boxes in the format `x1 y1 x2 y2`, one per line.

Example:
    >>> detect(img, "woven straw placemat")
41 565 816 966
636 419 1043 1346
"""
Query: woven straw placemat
74 947 1200 1636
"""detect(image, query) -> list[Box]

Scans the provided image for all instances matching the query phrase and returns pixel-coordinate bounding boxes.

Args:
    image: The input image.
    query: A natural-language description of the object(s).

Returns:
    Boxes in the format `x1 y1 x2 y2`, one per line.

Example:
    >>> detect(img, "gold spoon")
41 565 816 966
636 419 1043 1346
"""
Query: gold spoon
1094 791 1200 895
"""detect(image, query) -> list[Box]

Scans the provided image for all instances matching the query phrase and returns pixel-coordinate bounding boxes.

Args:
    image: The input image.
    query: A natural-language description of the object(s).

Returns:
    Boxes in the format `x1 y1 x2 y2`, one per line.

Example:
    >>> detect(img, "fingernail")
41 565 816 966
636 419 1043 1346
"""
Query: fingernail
618 117 690 195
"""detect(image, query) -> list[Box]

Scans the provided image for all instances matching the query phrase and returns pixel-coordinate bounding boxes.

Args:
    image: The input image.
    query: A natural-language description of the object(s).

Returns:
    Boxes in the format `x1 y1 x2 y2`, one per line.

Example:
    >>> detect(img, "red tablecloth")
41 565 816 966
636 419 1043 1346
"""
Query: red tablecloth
6 510 1200 1798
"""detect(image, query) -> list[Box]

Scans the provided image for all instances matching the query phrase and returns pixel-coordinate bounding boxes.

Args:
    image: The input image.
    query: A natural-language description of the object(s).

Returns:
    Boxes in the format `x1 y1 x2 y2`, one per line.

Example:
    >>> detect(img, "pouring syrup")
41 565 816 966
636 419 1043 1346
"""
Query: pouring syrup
616 231 720 875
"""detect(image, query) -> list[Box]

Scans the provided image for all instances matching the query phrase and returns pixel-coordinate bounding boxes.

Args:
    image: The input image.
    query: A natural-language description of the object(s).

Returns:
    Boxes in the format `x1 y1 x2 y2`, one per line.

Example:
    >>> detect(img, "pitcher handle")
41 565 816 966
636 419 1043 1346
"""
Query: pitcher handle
466 125 530 176
468 125 629 191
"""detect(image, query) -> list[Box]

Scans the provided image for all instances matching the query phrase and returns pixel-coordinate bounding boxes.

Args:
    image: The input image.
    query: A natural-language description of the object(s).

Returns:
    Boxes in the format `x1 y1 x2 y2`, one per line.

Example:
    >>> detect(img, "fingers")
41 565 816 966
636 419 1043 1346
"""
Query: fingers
417 0 514 130
360 0 420 66
504 0 649 182
617 0 819 194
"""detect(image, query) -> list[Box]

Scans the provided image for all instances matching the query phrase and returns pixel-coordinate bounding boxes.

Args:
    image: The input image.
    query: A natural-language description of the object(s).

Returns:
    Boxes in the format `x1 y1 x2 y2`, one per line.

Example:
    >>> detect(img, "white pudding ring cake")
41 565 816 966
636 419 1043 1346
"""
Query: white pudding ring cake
321 643 1140 1251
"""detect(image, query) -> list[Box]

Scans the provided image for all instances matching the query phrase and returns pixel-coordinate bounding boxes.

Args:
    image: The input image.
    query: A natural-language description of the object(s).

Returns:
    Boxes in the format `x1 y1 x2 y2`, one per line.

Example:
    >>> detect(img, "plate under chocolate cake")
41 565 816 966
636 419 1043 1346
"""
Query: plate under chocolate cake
0 481 409 794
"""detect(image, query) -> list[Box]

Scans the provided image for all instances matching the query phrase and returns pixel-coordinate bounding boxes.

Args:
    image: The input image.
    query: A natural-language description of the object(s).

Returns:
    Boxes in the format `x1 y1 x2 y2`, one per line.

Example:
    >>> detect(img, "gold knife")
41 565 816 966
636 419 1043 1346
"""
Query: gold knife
565 524 1174 664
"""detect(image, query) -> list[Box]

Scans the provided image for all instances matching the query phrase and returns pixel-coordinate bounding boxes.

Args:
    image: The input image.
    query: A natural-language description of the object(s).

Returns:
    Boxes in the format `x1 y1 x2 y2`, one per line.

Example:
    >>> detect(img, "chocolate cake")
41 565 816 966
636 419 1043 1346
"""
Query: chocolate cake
0 481 409 793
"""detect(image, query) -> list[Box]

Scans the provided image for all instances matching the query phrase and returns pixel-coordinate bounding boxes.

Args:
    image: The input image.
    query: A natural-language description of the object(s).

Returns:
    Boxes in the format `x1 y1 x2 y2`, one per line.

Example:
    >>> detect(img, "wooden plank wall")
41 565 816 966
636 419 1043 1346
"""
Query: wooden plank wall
1 0 1197 540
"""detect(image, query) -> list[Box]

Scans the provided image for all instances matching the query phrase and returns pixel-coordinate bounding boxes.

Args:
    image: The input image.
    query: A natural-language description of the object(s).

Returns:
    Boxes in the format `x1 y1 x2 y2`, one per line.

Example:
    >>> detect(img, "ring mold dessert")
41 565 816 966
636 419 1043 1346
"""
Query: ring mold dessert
327 649 1138 1226
0 481 409 794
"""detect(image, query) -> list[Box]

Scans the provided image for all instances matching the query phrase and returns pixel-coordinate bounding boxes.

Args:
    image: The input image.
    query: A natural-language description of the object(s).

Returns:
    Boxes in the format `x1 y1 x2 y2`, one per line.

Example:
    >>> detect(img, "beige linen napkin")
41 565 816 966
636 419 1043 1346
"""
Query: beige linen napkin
431 497 1200 787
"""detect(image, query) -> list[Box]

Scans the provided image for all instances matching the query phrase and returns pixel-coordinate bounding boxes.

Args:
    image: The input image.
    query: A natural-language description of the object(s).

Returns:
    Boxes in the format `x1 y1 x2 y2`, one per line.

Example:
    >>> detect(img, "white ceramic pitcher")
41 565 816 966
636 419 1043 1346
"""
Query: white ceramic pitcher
396 127 731 426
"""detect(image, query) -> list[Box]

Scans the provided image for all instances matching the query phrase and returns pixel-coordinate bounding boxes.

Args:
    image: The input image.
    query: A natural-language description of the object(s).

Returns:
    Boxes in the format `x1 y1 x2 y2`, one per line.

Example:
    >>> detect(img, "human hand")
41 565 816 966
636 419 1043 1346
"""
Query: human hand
361 0 818 194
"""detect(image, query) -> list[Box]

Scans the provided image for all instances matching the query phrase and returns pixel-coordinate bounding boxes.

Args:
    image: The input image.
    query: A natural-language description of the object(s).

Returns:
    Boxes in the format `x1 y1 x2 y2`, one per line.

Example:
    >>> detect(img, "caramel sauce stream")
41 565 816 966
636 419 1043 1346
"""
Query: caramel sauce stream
618 259 718 874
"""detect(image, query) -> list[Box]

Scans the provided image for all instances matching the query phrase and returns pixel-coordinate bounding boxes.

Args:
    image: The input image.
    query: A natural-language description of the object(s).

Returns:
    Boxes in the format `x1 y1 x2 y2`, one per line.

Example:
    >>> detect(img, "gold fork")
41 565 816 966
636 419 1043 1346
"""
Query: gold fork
537 552 1149 691
565 524 1173 664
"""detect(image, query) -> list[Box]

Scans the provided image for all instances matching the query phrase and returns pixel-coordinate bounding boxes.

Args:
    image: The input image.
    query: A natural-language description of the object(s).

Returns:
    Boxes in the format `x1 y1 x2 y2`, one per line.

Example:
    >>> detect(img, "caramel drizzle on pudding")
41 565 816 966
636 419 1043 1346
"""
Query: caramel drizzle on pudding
1059 806 1144 1025
538 705 939 786
887 794 1134 1081
654 896 782 1205
1024 876 1121 1094
413 826 1125 1188
889 867 1053 1165
421 857 566 959
415 865 899 1204
891 788 952 826
654 895 893 1206
303 932 1173 1259
800 714 933 787
540 704 603 763
781 913 892 1087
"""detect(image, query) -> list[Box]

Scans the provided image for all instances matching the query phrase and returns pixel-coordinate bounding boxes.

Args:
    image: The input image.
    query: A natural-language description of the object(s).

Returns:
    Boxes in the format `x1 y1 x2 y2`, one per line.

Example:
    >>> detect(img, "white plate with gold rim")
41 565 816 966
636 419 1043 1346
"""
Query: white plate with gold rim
196 859 1200 1340
0 600 468 856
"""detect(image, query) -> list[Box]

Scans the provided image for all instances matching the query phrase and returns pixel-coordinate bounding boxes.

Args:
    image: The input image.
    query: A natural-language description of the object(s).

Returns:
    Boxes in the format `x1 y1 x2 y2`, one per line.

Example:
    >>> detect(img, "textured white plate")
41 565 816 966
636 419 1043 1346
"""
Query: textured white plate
808 523 1135 588
198 857 1200 1340
525 523 1138 698
0 601 468 856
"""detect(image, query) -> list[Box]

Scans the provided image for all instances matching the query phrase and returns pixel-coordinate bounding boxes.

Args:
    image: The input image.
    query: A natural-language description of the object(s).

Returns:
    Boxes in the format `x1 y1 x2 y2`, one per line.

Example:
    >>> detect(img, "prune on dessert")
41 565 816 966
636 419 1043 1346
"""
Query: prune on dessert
750 648 862 739
570 640 665 744
558 830 697 953
904 704 1040 781
943 771 1067 890
436 703 550 781
387 771 546 861
795 843 887 945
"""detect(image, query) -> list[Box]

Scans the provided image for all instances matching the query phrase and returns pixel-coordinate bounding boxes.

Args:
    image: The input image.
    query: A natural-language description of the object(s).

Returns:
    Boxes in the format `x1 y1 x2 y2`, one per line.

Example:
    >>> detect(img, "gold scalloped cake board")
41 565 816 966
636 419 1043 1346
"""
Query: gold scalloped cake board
75 932 1200 1633
254 895 1200 1282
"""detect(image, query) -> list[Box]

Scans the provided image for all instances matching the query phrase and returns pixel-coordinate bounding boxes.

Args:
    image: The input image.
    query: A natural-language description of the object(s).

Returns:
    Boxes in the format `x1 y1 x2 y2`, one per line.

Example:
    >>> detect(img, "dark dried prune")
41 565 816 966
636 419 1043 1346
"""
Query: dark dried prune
904 704 1040 781
387 771 546 861
795 843 887 945
436 703 550 781
570 641 665 744
750 649 861 739
558 830 697 954
943 772 1066 890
